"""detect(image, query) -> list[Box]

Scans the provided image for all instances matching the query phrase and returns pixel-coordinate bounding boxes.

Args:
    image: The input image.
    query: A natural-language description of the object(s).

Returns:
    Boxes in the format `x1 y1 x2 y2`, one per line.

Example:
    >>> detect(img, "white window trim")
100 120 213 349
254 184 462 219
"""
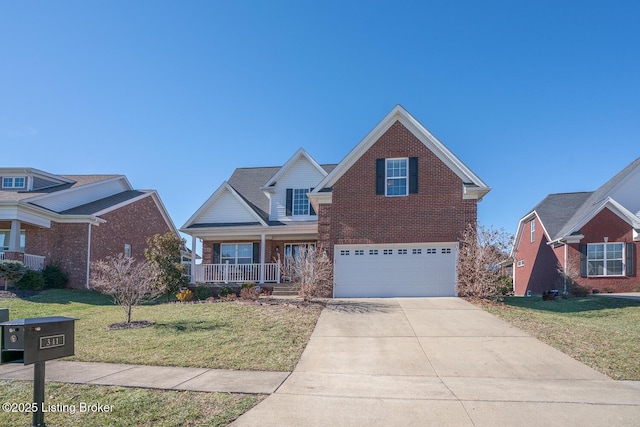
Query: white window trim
2 176 26 189
517 259 525 267
586 242 625 277
292 188 311 216
221 243 254 265
385 157 409 197
530 219 536 243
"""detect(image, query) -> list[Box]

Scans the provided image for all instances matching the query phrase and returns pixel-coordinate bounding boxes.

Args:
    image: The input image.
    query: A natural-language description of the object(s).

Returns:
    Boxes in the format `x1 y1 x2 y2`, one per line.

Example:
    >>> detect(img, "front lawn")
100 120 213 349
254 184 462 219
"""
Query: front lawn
479 296 640 380
0 289 323 371
0 380 262 427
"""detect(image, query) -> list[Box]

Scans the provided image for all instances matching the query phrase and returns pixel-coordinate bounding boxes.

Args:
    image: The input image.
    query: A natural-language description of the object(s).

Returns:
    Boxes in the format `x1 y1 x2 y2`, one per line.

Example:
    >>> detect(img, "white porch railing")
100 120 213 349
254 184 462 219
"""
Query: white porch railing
0 253 45 271
195 262 280 284
24 254 46 271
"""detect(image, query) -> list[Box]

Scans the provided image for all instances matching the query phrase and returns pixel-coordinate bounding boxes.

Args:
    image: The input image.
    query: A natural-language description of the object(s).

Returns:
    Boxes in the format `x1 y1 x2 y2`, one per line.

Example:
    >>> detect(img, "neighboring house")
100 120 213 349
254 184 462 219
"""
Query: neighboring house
512 158 640 296
0 168 179 289
181 105 490 297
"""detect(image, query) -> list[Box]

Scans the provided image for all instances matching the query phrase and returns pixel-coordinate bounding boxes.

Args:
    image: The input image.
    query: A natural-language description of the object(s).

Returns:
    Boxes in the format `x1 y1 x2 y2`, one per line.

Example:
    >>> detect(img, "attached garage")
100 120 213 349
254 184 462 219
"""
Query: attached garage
333 243 458 298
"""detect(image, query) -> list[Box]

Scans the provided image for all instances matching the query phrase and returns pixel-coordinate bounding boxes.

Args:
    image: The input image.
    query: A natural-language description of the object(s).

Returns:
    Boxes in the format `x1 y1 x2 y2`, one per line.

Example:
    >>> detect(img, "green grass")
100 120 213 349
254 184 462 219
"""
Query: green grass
0 380 263 427
0 289 323 371
479 296 640 380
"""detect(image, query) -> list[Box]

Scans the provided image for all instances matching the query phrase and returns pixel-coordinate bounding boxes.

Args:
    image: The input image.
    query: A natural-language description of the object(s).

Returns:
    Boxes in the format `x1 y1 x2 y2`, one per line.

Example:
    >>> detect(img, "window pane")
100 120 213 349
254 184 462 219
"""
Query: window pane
387 178 407 195
587 244 604 260
14 177 25 187
220 244 235 259
2 178 12 187
607 260 623 275
588 260 604 276
293 189 309 215
606 243 623 260
237 244 252 258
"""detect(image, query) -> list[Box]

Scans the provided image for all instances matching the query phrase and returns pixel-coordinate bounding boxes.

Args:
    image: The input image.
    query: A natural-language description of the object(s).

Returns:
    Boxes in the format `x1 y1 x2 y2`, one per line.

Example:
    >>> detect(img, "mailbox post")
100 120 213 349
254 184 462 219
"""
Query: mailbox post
1 316 77 427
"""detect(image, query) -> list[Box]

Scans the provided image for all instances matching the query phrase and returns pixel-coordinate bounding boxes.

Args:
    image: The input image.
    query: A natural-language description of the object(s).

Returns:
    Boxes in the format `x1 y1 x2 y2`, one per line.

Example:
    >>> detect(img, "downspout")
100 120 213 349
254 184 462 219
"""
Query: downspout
563 243 568 295
86 223 92 289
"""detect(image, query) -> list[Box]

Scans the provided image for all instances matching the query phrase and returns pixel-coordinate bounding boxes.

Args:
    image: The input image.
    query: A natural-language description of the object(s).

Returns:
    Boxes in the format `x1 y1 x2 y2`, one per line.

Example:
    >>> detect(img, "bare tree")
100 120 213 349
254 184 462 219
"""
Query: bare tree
90 254 165 323
280 246 333 301
457 223 514 300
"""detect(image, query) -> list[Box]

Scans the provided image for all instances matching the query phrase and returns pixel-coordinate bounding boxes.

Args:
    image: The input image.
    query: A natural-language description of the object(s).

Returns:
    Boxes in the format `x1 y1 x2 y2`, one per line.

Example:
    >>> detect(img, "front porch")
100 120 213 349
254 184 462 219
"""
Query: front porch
194 262 280 284
0 252 46 271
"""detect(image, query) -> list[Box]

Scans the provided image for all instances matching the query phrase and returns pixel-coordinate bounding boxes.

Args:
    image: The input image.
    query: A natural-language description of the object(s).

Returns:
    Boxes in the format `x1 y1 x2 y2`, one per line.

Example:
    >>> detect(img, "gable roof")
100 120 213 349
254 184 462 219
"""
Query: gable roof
261 148 328 189
311 105 490 200
515 157 640 248
183 162 338 230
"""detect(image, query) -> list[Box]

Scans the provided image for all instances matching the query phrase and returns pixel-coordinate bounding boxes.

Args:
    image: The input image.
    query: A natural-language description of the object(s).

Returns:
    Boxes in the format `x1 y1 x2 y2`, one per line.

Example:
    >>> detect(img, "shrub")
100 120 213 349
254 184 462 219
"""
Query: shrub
14 270 45 290
194 285 211 300
240 286 258 300
242 282 256 289
176 289 194 302
42 264 69 289
218 286 233 298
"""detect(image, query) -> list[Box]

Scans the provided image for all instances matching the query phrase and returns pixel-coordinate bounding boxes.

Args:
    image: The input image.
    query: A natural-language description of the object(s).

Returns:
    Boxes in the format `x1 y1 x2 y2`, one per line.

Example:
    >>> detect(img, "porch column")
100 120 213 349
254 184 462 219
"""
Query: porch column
259 233 266 284
190 235 197 284
9 220 21 252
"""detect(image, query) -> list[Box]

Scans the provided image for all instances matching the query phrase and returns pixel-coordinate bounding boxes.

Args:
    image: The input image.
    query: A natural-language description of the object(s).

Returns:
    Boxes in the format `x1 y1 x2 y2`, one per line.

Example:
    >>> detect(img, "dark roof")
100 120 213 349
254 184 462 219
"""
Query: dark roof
554 157 640 238
527 157 640 241
531 192 593 240
226 164 338 225
59 190 149 215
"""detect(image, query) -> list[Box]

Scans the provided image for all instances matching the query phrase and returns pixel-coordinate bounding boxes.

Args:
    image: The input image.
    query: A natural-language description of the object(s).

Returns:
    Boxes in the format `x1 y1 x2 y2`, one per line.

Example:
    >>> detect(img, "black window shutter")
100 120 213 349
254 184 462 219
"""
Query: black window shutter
376 159 385 195
409 157 418 194
626 242 635 276
286 188 293 216
579 244 587 277
309 188 316 216
253 242 260 263
213 243 220 264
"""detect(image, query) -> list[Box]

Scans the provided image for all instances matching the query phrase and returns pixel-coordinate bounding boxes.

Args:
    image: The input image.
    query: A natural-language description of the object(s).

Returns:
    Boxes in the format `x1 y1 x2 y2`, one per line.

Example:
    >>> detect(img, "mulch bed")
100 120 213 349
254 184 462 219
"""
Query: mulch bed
106 320 155 331
0 289 42 299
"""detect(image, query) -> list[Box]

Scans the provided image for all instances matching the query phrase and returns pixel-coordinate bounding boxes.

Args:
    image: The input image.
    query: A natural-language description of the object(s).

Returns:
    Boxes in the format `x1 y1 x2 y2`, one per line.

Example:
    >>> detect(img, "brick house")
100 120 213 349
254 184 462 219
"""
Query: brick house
0 168 179 289
181 106 490 297
512 158 640 296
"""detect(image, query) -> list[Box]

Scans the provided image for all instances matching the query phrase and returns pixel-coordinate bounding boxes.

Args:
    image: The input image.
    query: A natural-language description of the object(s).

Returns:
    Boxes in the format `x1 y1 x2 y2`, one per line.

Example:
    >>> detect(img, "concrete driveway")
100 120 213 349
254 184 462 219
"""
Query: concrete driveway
232 297 640 426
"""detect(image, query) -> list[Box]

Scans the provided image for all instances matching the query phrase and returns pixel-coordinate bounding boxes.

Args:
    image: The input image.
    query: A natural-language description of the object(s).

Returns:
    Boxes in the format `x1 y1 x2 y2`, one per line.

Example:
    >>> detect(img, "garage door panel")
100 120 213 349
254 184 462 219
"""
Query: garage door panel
334 244 457 298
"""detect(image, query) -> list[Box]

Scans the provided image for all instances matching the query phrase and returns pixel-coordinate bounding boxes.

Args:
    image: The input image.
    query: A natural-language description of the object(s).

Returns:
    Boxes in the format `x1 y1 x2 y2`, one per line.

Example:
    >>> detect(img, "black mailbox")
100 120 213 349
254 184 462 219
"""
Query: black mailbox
1 316 76 365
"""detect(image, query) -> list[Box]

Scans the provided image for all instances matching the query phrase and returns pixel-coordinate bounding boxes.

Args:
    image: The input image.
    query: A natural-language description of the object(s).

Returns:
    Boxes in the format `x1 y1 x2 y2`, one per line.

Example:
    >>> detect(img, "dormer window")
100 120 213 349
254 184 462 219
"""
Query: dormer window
2 177 26 189
286 188 316 217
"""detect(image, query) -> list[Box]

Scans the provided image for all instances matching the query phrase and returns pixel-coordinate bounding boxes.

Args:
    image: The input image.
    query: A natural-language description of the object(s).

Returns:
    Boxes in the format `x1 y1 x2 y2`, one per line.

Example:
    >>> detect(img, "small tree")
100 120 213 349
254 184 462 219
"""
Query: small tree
0 260 28 291
457 223 514 300
91 254 165 324
280 246 333 302
144 232 189 301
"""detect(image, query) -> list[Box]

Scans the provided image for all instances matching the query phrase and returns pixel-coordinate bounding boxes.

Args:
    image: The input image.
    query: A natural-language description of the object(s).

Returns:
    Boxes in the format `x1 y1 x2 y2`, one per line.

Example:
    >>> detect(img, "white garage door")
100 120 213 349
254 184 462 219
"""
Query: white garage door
333 243 457 298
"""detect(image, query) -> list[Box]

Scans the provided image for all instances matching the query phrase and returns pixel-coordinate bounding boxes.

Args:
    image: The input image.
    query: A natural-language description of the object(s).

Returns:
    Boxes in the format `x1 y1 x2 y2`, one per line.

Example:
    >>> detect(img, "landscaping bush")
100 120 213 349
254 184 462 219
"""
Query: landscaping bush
218 286 233 298
240 286 258 300
14 270 45 290
42 264 69 289
194 285 212 300
176 289 194 302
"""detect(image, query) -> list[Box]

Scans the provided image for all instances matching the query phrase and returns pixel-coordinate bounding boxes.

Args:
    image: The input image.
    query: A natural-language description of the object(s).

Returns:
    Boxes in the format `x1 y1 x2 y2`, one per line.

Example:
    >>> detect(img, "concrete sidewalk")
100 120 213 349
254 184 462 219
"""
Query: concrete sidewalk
0 360 289 394
232 297 640 427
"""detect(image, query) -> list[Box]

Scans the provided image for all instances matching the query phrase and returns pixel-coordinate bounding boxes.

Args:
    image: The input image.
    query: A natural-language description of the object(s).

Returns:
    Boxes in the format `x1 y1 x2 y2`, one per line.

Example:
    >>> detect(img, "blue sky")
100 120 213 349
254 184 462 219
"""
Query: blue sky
2 1 639 243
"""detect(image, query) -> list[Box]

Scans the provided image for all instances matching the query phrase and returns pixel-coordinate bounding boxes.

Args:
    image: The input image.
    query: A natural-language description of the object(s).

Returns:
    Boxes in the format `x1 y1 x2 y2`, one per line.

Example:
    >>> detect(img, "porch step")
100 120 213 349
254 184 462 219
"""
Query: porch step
271 285 298 297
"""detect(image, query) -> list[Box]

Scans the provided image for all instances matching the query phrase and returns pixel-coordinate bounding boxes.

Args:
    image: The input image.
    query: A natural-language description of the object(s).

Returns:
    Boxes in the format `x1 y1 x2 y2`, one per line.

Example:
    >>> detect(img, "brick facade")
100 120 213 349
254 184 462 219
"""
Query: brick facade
2 195 173 289
514 208 640 295
567 209 639 293
318 121 477 258
513 217 562 295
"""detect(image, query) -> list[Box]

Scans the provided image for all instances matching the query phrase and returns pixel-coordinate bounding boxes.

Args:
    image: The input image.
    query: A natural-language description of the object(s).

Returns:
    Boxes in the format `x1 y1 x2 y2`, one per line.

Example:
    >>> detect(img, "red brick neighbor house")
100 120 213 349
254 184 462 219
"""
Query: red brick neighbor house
0 168 180 289
181 105 490 297
512 158 640 296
